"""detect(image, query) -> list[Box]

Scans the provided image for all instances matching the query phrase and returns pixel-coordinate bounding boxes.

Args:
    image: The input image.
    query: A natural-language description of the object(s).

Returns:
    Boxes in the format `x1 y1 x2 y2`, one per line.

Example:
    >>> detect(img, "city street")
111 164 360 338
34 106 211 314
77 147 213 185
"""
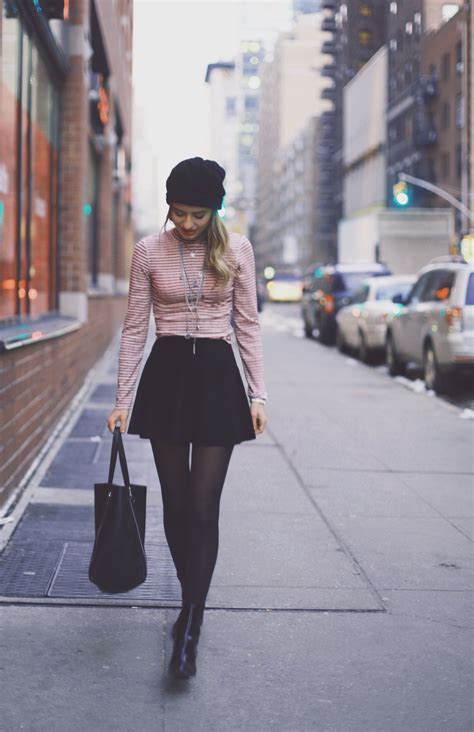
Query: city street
0 308 473 732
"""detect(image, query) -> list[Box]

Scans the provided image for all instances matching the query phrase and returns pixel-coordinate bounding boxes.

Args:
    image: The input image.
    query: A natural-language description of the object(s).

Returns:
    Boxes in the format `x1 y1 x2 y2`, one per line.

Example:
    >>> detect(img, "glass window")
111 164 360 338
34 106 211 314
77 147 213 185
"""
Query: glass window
359 4 372 17
455 93 464 128
358 29 372 46
375 281 414 301
406 273 430 305
442 102 450 130
465 273 474 305
0 7 59 320
225 96 236 116
442 52 450 80
420 270 455 302
0 3 20 318
352 284 370 303
29 46 59 315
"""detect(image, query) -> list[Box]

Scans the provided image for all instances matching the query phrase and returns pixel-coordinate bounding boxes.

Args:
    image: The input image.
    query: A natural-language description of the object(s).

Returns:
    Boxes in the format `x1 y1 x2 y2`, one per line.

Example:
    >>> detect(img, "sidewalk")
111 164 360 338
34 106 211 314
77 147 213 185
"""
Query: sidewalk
0 322 472 731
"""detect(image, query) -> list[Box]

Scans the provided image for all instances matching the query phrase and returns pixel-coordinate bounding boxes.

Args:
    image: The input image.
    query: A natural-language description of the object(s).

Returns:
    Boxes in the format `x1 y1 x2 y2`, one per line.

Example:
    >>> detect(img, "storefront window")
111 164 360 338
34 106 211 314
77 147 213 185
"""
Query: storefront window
0 1 59 321
30 46 58 315
0 3 20 318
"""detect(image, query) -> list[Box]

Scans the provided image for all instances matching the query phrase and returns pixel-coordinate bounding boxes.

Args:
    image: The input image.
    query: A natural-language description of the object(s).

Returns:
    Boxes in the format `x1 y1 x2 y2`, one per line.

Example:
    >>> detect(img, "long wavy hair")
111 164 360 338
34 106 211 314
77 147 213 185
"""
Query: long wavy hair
162 208 233 289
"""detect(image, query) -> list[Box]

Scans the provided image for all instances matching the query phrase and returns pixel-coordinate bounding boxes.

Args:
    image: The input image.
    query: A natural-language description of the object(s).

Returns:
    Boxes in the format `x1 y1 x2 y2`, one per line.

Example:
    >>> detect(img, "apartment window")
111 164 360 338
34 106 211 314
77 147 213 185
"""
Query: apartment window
359 3 372 16
397 29 404 51
441 151 450 179
455 94 464 128
455 144 462 179
456 41 463 74
226 96 236 116
442 102 450 130
390 38 397 51
405 21 413 35
390 2 397 14
442 52 450 80
358 30 372 46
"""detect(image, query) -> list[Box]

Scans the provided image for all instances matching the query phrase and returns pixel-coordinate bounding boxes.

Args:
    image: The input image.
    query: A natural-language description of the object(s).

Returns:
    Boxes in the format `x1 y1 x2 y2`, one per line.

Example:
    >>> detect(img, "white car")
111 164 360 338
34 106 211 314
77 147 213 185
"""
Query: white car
385 258 474 393
336 275 416 362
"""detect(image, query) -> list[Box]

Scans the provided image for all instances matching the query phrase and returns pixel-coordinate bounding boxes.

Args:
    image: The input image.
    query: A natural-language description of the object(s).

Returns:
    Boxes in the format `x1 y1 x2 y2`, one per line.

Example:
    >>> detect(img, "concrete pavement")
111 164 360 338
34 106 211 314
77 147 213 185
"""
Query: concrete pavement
0 307 472 731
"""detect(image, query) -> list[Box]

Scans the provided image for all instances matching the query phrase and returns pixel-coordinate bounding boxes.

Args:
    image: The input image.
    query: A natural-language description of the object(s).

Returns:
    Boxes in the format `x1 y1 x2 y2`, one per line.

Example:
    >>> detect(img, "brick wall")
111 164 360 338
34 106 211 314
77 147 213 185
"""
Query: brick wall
0 296 126 510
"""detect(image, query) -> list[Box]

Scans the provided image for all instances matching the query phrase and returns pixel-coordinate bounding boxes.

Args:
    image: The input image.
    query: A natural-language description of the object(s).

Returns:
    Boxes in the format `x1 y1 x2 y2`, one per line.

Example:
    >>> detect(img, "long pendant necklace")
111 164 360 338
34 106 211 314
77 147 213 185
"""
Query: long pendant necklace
179 241 206 355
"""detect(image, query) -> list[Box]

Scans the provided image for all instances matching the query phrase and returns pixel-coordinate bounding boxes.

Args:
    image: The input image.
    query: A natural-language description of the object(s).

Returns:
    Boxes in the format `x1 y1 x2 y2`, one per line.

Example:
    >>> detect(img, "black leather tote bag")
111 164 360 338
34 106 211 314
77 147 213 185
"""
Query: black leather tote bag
89 426 147 593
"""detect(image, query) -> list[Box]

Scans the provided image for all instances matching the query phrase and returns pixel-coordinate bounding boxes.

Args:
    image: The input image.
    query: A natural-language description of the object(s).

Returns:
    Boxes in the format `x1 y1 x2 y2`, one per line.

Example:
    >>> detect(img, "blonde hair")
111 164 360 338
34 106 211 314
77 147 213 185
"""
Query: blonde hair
162 208 233 288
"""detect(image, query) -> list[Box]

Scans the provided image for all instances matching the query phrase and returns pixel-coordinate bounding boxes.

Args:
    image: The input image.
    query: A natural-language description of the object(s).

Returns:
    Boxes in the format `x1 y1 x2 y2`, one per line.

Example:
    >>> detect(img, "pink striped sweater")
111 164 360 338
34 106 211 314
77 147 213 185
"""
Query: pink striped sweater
115 227 267 409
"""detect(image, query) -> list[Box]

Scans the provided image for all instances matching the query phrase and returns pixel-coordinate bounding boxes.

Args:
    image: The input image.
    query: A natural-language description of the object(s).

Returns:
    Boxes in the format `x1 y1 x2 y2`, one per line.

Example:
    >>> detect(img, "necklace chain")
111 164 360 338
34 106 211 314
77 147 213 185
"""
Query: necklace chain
179 240 206 354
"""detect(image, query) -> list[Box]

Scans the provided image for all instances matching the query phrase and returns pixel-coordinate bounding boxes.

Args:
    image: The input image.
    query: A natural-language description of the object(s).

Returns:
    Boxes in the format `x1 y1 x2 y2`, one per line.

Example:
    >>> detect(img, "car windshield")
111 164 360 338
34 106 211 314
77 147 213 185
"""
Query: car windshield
334 271 385 293
375 281 413 301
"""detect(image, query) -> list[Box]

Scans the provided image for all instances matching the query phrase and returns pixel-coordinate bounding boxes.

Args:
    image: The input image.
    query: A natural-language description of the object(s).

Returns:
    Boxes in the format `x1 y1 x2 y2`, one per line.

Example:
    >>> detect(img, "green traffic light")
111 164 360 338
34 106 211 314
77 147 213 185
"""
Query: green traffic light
393 181 410 207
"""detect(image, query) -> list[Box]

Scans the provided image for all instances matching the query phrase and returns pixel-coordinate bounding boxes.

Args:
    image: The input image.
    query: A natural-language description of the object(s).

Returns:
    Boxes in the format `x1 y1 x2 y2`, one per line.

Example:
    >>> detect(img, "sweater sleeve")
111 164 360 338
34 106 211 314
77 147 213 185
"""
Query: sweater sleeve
232 237 267 402
115 239 152 409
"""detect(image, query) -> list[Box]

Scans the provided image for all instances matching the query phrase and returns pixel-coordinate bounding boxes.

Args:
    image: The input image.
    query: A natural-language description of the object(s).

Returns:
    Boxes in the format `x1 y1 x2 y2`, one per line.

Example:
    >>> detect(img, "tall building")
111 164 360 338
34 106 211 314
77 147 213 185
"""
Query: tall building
205 41 265 239
204 61 240 231
256 12 333 270
318 0 387 261
0 0 134 510
386 0 462 209
421 5 469 234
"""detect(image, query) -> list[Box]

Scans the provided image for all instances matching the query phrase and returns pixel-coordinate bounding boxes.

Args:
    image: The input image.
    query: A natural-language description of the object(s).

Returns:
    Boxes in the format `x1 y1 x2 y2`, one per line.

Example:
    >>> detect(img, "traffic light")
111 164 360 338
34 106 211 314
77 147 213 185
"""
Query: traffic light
393 180 410 207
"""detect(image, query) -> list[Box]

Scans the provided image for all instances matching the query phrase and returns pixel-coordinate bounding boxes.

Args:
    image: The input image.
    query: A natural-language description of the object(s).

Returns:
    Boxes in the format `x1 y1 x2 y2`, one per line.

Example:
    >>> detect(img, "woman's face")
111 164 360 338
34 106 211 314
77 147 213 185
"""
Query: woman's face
169 203 213 240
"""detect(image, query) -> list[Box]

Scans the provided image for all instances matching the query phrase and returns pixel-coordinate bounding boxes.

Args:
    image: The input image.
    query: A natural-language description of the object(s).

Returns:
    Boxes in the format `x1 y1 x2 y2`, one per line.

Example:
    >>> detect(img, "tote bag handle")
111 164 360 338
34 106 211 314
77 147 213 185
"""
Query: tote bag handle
108 426 131 488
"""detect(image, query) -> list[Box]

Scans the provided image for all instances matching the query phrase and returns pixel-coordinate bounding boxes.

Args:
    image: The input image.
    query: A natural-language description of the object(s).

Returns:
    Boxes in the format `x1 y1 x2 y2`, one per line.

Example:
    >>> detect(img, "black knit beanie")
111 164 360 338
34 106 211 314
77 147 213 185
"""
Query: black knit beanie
166 157 226 211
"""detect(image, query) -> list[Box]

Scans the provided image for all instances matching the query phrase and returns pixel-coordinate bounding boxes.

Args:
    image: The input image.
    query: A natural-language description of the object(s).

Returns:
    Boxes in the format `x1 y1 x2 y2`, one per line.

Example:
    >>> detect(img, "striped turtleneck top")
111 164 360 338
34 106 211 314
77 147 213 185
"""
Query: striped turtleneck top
114 227 267 410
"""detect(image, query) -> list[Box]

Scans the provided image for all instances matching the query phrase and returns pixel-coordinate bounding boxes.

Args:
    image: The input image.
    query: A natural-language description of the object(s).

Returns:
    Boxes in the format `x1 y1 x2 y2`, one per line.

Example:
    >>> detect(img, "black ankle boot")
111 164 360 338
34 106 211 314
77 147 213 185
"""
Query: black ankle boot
168 603 204 679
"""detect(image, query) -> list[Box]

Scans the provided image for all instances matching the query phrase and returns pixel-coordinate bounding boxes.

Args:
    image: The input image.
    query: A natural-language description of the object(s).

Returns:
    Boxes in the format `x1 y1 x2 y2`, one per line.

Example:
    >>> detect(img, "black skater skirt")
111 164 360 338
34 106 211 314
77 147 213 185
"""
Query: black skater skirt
127 335 256 446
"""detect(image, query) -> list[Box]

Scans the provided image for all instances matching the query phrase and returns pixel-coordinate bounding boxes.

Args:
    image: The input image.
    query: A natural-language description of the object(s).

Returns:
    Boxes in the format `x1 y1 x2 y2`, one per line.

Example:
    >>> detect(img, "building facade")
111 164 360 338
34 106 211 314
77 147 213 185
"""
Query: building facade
256 11 333 271
318 0 387 261
421 5 469 234
386 0 463 209
342 45 388 218
0 0 134 511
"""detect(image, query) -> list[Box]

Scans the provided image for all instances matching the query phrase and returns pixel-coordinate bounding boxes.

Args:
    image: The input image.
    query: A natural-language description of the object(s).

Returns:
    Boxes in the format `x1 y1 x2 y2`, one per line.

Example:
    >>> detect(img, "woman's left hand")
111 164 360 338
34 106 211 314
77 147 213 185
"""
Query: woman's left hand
250 403 267 435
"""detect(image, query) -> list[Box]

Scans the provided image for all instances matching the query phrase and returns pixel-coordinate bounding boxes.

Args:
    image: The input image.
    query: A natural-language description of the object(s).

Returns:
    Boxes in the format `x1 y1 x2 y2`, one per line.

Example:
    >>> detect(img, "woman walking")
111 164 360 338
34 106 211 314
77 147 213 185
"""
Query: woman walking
107 157 267 679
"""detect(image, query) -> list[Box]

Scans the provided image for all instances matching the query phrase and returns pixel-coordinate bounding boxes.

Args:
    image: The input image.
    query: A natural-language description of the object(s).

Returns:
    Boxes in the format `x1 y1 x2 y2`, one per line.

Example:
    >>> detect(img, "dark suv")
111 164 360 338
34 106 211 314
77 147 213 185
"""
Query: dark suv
301 263 391 344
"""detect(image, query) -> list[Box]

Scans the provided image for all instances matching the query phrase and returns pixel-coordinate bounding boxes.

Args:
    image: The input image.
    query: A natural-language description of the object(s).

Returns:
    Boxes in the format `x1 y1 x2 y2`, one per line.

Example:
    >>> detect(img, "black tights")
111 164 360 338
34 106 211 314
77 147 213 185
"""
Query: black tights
150 439 234 607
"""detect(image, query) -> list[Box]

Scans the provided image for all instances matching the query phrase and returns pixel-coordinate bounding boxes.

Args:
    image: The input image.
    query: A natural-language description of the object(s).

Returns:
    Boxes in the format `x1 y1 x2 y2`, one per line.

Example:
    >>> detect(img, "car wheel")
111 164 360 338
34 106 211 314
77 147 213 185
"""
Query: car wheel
424 343 447 394
336 326 347 353
386 333 405 376
358 331 372 364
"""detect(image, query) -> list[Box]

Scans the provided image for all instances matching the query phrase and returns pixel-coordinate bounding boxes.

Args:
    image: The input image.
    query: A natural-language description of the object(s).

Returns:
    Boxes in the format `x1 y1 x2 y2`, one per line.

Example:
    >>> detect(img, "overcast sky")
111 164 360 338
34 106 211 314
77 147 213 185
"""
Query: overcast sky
132 0 292 224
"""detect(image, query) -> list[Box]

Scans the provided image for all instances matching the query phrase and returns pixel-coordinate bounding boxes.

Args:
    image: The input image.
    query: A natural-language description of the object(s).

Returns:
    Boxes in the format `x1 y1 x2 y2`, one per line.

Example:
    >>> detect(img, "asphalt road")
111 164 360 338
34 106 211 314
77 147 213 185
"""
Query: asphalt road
0 309 473 732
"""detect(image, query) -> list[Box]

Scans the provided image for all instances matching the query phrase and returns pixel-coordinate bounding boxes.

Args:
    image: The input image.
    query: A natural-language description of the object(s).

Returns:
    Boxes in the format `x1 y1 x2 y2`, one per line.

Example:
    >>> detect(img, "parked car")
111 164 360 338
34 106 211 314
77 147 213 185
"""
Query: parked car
301 263 391 344
385 257 474 393
266 273 303 303
336 275 416 361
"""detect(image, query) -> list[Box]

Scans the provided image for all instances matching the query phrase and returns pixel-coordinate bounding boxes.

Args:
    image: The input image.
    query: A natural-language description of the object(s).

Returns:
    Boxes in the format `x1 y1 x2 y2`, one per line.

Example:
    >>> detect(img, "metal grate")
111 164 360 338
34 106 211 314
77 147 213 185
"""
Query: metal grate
48 541 181 602
0 541 65 596
9 504 94 543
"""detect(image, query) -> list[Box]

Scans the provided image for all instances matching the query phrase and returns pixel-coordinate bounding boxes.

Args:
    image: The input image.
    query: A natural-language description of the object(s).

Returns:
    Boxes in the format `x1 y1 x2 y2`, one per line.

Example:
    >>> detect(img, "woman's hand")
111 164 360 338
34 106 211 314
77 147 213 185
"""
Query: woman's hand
107 408 129 434
250 403 267 435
